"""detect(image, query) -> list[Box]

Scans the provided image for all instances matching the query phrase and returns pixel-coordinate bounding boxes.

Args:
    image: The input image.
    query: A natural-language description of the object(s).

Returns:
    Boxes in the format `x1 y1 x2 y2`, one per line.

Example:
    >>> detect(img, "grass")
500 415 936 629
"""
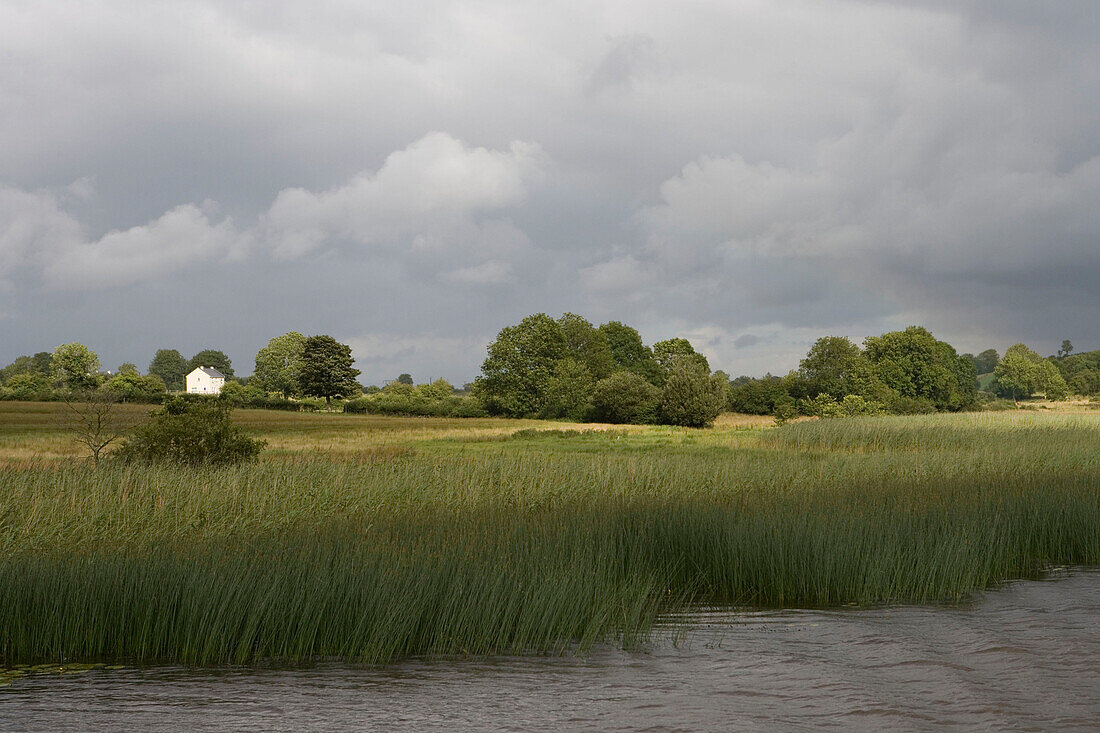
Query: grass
0 402 1097 666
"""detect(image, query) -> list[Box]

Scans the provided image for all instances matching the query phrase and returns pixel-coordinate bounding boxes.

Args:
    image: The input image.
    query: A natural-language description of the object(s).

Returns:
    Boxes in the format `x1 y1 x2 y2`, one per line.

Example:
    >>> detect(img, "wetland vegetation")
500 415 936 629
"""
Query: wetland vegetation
0 402 1096 667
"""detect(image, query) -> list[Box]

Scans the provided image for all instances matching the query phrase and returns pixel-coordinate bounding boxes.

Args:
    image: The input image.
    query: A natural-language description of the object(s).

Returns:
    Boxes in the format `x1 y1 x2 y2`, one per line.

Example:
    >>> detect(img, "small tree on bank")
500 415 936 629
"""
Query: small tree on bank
61 389 140 465
299 335 361 410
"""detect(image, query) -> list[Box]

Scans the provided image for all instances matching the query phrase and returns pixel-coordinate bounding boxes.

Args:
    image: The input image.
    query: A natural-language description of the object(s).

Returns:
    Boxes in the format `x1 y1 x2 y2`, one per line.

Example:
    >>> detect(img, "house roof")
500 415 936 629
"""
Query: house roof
192 366 225 379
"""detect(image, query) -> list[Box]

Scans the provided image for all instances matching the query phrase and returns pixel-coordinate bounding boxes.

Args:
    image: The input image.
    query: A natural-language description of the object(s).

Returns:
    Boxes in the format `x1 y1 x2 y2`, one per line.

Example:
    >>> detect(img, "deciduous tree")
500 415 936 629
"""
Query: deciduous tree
51 342 101 391
299 335 361 410
476 313 566 417
252 332 306 398
148 349 190 392
189 349 234 378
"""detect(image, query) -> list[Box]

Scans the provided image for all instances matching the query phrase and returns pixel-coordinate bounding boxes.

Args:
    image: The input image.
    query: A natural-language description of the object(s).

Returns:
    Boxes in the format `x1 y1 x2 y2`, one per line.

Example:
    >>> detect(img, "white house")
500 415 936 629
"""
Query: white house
186 366 226 394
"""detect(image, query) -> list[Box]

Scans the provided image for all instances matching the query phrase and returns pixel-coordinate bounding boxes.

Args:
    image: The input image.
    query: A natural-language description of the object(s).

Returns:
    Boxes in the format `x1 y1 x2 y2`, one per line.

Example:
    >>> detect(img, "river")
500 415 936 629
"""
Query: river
3 570 1097 731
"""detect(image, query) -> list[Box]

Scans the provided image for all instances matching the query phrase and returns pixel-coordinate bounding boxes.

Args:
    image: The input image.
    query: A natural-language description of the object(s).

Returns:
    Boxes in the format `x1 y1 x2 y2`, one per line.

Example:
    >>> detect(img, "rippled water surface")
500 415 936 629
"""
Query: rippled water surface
4 571 1098 731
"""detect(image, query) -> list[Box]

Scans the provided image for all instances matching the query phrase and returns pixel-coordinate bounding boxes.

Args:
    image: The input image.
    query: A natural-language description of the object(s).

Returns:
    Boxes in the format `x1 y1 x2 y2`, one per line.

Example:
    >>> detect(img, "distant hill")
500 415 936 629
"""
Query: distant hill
977 372 997 391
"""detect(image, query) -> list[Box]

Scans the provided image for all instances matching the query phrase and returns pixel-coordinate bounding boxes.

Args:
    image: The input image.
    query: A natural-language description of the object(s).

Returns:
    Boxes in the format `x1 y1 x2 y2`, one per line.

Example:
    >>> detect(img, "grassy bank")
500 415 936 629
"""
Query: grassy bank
0 406 1097 665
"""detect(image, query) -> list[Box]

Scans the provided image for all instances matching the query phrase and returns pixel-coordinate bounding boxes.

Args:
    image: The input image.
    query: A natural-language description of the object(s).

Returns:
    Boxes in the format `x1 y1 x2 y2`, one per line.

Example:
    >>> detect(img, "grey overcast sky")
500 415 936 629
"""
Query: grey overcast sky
2 0 1098 383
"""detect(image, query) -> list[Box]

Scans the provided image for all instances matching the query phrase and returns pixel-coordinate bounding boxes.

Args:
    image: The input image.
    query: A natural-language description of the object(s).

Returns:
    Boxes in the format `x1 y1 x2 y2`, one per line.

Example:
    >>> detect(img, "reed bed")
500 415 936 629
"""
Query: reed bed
0 410 1097 666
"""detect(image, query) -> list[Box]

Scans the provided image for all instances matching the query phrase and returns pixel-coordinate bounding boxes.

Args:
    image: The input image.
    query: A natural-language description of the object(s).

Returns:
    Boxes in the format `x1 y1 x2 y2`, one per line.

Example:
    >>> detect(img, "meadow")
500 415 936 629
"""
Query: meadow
0 401 1097 666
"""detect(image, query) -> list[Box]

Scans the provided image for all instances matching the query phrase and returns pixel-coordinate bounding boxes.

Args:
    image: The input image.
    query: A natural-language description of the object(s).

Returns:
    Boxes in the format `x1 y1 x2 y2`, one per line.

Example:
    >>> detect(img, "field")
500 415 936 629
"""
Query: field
0 401 1097 667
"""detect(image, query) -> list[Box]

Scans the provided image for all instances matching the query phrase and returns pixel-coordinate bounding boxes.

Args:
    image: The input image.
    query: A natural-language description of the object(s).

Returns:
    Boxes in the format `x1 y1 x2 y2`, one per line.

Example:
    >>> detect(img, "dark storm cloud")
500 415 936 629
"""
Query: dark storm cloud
1 1 1097 380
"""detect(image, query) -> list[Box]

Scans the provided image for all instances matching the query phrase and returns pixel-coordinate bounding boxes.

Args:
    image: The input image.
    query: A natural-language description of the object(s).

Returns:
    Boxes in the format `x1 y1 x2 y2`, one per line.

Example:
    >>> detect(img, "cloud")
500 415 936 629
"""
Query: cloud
2 1 1099 376
42 204 244 290
1 133 544 291
261 132 545 259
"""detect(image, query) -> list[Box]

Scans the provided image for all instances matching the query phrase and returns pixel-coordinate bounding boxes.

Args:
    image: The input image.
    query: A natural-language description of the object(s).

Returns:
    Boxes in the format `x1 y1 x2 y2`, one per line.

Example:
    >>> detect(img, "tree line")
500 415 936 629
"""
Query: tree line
2 318 1095 423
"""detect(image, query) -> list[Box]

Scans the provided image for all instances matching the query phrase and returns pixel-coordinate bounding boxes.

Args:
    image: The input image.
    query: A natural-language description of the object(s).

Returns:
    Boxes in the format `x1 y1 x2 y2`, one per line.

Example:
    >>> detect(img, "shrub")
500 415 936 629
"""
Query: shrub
773 396 798 426
727 375 790 415
117 396 265 465
838 395 886 416
888 395 937 415
591 371 660 424
658 357 727 427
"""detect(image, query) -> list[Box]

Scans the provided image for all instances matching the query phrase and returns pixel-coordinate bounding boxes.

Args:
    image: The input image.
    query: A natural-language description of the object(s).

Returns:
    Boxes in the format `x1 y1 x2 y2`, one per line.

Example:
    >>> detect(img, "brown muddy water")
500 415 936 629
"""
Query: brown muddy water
3 570 1097 731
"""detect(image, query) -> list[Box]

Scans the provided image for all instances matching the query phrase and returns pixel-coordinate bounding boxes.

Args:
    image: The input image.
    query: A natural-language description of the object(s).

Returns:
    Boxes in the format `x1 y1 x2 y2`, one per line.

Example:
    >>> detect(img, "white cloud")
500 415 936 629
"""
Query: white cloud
1 133 544 290
0 186 82 284
41 204 244 290
261 132 544 259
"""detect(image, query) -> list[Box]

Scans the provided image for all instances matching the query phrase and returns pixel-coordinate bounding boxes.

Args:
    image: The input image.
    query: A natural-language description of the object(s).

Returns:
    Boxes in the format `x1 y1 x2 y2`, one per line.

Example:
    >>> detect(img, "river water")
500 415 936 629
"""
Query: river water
3 570 1097 731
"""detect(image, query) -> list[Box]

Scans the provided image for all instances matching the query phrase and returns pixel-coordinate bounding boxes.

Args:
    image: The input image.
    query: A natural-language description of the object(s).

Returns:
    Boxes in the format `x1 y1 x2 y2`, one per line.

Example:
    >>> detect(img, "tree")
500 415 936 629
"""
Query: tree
863 326 975 411
102 372 167 401
1058 340 1074 359
51 342 101 391
299 335 361 410
599 321 662 385
3 372 51 399
189 349 234 378
659 356 727 427
476 313 566 417
727 375 790 415
540 359 595 421
591 371 660 424
994 344 1069 403
252 332 307 398
148 349 190 392
116 362 139 375
396 373 414 385
653 338 709 381
0 352 53 384
559 313 615 380
973 349 1000 375
799 336 862 398
60 389 141 465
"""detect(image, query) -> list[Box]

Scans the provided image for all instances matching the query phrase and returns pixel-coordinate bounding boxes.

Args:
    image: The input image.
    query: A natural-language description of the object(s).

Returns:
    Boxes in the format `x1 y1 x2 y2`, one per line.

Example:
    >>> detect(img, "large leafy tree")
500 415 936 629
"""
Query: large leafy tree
540 358 595 421
994 344 1069 403
51 342 101 391
797 336 892 401
973 349 1000 375
252 332 306 398
189 349 234 379
863 326 976 410
299 335 361 409
653 338 709 382
148 349 190 392
598 321 662 385
559 313 615 381
476 313 566 417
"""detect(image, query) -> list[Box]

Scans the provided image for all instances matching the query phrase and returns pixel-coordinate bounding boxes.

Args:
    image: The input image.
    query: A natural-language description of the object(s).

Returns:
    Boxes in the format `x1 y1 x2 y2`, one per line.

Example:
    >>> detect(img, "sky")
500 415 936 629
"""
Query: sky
2 0 1098 384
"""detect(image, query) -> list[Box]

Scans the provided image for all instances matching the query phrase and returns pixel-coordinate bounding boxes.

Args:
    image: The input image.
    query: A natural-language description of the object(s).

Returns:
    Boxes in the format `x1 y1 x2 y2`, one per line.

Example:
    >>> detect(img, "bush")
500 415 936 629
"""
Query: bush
727 376 791 415
888 395 937 415
343 392 487 418
117 396 265 465
659 357 727 427
591 371 660 424
773 396 798 426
